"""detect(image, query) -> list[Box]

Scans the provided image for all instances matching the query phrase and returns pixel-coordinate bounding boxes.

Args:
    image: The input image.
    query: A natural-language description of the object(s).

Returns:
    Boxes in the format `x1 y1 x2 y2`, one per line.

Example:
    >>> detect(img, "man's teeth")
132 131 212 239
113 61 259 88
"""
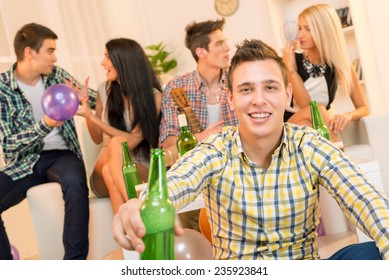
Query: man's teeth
249 112 270 119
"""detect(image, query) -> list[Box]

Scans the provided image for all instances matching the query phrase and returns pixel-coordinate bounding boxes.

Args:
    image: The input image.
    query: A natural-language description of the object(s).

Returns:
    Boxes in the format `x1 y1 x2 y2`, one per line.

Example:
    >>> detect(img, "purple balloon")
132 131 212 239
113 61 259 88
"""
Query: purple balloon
11 244 20 260
41 84 79 121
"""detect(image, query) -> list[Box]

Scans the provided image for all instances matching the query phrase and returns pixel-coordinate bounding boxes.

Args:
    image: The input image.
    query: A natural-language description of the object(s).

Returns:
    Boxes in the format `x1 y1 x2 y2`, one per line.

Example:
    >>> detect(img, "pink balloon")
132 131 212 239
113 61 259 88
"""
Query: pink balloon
41 84 79 121
11 244 20 260
175 228 213 260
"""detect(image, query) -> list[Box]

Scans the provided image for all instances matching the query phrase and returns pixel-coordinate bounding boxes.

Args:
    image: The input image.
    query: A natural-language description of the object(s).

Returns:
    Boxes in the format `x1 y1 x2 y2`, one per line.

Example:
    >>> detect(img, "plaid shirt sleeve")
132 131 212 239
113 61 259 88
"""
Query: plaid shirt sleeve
159 81 180 145
309 133 389 259
0 65 97 180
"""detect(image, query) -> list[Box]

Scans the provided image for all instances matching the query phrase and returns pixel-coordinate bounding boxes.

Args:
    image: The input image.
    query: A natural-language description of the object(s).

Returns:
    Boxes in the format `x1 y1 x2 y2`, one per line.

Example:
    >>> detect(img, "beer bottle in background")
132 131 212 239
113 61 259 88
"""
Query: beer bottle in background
121 141 140 199
140 148 175 260
310 101 331 141
176 113 198 156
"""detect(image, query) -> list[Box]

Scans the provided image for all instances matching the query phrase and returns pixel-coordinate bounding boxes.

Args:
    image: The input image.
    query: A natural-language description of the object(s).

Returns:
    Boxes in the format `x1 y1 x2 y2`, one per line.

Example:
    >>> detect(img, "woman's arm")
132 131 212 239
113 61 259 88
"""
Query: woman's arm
89 90 162 149
282 42 311 108
85 92 103 144
330 66 369 133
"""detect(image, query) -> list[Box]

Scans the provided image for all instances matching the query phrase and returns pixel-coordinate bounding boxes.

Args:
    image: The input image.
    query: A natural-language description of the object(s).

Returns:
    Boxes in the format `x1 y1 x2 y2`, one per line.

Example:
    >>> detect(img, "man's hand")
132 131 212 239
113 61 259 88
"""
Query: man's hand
43 115 63 127
112 199 184 253
195 120 224 142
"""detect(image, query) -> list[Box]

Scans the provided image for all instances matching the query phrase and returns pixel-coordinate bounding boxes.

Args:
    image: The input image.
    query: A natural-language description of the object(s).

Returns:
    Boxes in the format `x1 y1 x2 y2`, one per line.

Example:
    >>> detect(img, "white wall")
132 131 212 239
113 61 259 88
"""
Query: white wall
0 0 276 89
362 0 389 110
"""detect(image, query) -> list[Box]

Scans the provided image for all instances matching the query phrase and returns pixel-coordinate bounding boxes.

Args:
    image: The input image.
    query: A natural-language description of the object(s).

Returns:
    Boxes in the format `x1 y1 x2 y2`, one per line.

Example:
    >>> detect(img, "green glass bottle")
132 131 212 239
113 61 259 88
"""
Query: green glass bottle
310 101 331 141
140 148 175 260
122 141 140 199
176 113 198 156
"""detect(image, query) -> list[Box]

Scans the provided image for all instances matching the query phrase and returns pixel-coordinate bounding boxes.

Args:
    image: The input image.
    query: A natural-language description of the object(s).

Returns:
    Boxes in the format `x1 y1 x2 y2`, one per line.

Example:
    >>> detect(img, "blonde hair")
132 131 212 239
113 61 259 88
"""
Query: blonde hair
299 4 351 96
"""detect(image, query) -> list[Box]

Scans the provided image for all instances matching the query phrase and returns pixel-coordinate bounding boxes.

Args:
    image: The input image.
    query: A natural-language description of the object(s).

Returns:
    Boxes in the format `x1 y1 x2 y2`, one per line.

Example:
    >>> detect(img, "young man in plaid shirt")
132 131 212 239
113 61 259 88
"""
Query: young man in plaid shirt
0 23 96 260
113 39 389 260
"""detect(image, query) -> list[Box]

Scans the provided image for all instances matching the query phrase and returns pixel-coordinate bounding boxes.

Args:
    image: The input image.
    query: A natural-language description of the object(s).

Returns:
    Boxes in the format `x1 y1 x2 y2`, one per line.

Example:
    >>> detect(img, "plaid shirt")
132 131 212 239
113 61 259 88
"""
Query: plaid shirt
0 64 97 181
167 124 389 260
159 69 237 144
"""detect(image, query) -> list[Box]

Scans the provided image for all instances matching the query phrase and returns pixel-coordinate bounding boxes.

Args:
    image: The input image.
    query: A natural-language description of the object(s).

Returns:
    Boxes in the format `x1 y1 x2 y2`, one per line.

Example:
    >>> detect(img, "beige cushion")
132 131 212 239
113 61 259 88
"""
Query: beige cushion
26 183 118 259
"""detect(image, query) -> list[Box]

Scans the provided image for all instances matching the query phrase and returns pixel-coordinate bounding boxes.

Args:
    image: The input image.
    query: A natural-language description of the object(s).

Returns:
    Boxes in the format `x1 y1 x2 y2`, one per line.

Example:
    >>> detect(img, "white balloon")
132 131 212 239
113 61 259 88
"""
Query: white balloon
284 21 298 41
174 229 213 260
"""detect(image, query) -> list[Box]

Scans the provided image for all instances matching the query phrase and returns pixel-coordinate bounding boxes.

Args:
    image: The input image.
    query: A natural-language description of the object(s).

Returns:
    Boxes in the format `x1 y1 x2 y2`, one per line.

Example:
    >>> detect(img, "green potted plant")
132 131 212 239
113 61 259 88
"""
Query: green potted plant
145 42 177 75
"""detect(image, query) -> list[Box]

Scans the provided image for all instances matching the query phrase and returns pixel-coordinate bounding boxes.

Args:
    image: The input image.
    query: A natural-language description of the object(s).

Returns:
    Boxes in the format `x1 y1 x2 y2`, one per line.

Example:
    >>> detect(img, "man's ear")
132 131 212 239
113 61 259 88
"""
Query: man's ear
195 47 207 59
285 82 293 106
24 46 34 60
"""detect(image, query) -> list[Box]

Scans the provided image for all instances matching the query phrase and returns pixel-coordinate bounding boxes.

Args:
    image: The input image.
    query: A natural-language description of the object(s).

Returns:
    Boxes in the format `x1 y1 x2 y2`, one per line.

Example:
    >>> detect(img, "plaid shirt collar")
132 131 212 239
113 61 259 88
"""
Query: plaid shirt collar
235 124 289 166
195 69 228 91
8 63 51 92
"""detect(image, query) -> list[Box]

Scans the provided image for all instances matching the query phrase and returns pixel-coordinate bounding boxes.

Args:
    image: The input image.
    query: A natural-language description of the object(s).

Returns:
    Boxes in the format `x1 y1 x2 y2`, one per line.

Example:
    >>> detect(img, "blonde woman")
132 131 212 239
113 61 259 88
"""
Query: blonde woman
282 3 369 142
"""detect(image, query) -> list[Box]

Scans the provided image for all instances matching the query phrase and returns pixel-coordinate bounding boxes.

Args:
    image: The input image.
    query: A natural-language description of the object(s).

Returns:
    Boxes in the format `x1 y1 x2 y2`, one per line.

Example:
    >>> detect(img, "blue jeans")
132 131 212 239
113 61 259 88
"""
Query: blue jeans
328 241 382 260
0 150 89 260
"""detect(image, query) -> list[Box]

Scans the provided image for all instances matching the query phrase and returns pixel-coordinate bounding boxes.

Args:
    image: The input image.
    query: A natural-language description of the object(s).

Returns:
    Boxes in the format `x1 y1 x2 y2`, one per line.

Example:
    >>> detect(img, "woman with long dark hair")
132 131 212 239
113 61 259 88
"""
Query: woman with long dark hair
77 38 162 213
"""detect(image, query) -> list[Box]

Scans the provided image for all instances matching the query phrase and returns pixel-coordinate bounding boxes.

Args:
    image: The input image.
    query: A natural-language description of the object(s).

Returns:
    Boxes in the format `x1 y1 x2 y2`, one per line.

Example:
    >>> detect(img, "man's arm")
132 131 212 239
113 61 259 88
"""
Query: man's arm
314 138 389 259
0 103 53 159
159 83 180 145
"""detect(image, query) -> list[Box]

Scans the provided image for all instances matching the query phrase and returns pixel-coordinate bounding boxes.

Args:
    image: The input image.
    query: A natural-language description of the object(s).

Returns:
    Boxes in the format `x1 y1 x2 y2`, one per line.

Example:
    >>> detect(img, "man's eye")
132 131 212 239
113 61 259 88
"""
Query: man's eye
266 85 277 91
239 87 252 94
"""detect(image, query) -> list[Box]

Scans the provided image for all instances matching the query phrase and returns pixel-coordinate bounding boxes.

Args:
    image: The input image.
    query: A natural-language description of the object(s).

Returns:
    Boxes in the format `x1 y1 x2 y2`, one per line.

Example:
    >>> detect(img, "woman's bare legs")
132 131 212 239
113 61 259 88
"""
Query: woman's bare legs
102 163 125 213
102 136 150 213
90 149 110 197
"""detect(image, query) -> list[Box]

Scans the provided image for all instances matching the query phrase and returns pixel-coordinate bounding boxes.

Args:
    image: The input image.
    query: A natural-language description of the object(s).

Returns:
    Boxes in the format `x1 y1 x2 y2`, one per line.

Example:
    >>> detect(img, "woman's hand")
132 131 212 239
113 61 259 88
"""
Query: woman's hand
282 41 298 74
330 113 352 133
76 96 93 119
63 77 90 101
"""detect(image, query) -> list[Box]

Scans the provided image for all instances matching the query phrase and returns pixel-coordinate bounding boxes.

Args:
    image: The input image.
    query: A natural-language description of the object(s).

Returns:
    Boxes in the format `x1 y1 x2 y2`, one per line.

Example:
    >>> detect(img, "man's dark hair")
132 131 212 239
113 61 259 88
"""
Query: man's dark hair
14 23 58 61
185 18 225 62
227 39 289 91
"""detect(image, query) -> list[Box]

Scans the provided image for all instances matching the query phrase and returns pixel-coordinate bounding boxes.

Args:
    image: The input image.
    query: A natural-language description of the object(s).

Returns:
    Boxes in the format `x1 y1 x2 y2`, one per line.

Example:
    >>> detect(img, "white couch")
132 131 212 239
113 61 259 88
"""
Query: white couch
1 116 118 259
26 116 118 260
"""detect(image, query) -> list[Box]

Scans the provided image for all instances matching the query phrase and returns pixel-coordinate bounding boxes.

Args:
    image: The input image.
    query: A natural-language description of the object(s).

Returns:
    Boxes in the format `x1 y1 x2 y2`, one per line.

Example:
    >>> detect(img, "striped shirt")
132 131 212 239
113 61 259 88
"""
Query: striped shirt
167 124 389 259
0 64 97 180
159 69 237 144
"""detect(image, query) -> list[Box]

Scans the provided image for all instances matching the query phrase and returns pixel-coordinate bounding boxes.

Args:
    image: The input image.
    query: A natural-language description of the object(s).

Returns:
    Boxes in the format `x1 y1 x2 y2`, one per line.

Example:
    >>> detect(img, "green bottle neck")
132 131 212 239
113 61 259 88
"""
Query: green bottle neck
122 142 135 165
178 114 191 134
180 125 190 134
310 101 325 128
147 148 169 199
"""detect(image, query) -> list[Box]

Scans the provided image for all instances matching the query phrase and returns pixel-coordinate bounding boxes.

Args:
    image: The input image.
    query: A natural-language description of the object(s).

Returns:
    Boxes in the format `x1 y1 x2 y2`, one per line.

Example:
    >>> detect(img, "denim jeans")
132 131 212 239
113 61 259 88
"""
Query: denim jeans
0 150 89 260
328 241 382 260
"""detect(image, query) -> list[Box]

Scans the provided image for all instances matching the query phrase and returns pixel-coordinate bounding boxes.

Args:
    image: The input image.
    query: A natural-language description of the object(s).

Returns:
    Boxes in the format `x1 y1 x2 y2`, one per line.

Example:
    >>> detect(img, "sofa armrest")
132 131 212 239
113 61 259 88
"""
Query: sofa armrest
358 113 389 196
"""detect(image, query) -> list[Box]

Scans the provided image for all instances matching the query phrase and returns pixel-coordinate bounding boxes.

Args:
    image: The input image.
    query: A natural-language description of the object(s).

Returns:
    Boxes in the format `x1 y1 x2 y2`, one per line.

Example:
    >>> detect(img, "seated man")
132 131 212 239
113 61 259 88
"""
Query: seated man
160 18 238 231
160 18 238 162
0 23 96 260
112 39 389 260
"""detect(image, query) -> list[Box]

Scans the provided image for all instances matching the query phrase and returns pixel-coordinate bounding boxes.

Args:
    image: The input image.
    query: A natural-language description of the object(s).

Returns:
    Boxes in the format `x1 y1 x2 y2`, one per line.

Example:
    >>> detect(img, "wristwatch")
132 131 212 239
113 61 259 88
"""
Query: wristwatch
215 0 239 17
